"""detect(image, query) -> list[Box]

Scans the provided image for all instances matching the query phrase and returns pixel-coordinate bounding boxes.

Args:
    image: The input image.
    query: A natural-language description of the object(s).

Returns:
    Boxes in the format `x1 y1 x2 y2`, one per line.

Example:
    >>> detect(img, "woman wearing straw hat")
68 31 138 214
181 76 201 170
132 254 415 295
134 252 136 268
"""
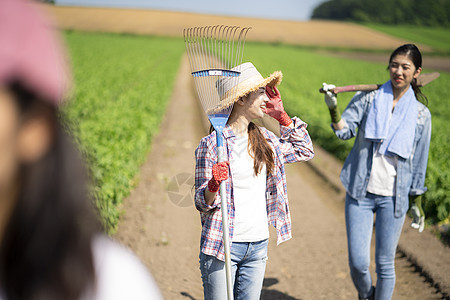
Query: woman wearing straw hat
0 0 162 299
194 62 314 299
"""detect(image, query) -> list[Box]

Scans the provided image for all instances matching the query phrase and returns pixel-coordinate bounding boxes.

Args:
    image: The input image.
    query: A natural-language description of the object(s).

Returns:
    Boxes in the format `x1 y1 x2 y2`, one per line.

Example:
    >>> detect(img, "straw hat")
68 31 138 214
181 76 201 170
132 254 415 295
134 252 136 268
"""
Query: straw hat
214 62 282 112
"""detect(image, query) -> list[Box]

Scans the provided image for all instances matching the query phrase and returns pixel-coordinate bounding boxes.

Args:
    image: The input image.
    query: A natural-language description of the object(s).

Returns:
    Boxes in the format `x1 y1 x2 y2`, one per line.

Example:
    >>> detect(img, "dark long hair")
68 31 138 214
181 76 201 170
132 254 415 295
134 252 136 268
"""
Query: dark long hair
0 82 101 300
389 44 428 105
248 122 274 176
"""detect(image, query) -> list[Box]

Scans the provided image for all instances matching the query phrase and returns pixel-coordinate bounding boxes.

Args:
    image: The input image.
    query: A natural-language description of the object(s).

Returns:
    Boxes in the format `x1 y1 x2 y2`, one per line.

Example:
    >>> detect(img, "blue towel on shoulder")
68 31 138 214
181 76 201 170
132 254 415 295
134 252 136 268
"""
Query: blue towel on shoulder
365 80 418 159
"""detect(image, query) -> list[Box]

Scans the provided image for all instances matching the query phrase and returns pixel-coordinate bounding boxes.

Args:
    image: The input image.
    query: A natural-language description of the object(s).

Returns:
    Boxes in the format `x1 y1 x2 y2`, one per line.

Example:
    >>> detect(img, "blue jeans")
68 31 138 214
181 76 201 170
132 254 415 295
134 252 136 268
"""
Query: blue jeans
345 193 406 300
199 239 268 300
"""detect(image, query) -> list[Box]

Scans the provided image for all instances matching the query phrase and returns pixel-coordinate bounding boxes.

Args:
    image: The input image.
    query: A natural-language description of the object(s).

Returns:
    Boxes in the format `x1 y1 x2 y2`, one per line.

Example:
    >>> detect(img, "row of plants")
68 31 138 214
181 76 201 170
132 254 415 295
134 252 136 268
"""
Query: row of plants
61 31 185 233
245 42 449 225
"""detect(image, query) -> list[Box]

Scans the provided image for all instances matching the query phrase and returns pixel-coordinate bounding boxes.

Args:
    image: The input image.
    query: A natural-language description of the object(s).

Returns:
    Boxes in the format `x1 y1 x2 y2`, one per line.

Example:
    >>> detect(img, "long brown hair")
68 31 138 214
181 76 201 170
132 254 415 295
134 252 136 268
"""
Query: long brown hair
248 122 274 176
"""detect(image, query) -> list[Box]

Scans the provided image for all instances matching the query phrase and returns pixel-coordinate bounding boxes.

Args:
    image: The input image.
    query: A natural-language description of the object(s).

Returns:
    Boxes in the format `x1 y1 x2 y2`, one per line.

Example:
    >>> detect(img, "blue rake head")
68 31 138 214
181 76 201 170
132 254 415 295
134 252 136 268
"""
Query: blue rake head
192 69 240 78
208 113 229 147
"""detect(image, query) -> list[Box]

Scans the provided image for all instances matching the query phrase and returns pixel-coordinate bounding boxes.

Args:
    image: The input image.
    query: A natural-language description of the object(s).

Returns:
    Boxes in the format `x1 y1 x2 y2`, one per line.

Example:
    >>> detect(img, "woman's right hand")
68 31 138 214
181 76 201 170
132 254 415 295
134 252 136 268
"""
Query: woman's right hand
207 161 230 193
322 83 344 128
322 83 338 109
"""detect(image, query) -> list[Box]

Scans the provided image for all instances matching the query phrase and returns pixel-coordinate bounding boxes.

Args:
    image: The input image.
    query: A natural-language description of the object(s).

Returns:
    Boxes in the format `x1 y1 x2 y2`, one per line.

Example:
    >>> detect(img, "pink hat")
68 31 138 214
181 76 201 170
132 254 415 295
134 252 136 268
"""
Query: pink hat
0 0 71 105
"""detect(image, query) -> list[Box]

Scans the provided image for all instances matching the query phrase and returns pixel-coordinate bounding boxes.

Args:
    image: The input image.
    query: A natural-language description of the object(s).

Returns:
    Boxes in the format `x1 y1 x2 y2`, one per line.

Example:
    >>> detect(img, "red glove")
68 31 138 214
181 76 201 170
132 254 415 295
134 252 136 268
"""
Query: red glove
208 161 230 193
264 86 292 126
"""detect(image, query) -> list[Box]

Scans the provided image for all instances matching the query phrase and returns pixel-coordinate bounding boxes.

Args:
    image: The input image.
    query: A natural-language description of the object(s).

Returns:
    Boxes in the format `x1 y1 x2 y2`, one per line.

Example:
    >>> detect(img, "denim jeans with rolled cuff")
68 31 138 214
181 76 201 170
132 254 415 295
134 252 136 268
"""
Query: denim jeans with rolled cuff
199 238 268 300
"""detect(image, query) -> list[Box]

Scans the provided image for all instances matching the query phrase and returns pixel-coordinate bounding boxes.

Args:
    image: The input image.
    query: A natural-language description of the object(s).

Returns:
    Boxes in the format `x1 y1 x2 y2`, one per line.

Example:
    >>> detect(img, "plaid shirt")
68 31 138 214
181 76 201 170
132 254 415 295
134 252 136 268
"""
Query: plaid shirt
194 117 314 261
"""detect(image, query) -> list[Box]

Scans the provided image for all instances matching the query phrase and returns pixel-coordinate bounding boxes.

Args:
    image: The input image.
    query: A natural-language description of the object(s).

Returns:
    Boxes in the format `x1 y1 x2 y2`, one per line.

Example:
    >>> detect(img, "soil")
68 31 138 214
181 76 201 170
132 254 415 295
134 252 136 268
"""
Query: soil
114 55 447 299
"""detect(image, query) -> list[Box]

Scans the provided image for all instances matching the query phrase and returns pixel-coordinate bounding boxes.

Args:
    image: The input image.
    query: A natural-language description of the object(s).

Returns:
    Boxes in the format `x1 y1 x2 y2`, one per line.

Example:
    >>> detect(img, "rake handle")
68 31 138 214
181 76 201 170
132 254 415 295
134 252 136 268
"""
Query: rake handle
217 136 234 300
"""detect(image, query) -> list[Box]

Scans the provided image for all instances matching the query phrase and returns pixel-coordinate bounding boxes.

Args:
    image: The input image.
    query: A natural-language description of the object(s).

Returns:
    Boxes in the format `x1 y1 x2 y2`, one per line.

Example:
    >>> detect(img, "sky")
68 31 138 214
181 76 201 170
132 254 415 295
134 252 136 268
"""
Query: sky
54 0 328 21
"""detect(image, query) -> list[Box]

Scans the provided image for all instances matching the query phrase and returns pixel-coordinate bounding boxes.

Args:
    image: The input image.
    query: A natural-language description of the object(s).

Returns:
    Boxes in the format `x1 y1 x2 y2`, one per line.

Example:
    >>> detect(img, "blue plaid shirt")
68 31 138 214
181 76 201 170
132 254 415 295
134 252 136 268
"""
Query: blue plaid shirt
194 117 314 261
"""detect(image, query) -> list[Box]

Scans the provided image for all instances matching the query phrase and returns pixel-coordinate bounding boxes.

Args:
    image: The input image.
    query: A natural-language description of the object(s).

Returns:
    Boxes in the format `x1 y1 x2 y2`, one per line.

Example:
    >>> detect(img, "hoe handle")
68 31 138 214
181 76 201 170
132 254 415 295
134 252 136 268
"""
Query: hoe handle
319 72 440 94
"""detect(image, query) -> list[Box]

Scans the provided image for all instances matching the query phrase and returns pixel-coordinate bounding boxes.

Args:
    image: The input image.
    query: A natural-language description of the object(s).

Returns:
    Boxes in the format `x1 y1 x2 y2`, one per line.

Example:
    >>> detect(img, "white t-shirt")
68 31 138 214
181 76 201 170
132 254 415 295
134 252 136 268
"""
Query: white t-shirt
367 143 398 196
230 134 269 242
85 235 163 300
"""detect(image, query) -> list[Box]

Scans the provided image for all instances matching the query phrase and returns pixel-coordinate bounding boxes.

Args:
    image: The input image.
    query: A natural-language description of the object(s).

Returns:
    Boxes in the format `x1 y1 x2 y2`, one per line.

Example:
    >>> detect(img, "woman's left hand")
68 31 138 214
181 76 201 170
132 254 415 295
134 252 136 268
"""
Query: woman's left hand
264 86 292 126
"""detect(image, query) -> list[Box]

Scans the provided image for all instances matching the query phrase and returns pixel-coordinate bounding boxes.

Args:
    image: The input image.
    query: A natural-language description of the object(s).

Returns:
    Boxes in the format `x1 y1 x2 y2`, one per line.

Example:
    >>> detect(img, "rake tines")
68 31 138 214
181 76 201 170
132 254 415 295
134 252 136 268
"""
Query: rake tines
183 25 251 117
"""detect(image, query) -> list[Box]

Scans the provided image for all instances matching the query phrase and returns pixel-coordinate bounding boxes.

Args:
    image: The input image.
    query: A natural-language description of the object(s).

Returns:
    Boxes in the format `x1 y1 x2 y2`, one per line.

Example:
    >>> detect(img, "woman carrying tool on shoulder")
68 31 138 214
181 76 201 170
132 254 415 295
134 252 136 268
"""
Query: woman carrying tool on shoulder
194 62 314 299
322 44 431 300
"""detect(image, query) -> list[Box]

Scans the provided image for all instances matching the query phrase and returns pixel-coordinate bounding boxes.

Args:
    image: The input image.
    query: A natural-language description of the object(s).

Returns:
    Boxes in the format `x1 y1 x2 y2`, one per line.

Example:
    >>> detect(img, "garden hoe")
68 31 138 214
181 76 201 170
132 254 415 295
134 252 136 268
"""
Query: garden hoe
318 71 440 94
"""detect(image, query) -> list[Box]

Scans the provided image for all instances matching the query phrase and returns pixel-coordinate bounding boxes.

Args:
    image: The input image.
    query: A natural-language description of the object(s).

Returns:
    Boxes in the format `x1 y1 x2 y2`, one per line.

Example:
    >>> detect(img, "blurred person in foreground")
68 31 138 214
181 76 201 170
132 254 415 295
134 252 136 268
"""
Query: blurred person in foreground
322 44 431 300
0 0 162 299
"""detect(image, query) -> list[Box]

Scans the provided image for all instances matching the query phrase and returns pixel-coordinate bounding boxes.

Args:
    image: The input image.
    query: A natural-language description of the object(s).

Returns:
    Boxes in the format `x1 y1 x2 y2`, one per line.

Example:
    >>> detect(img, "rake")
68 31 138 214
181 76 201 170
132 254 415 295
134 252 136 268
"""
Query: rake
184 25 251 299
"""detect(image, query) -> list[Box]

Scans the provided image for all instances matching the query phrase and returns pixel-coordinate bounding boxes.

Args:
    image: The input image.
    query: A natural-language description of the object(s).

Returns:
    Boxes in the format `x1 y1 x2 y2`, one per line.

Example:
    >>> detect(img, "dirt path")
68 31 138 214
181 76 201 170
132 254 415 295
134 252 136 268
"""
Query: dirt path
114 55 204 299
114 55 446 299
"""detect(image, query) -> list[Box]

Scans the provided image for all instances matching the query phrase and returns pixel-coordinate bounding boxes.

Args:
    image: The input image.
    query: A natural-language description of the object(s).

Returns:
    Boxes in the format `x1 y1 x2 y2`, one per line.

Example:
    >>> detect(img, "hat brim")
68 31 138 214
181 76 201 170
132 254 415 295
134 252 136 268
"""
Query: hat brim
209 70 283 114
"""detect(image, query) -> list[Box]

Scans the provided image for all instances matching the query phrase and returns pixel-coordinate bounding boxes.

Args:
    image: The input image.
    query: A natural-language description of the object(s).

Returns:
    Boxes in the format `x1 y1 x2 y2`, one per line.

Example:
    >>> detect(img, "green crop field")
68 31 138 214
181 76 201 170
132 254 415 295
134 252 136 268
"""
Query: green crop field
364 23 450 55
60 31 448 233
61 31 185 233
245 42 449 224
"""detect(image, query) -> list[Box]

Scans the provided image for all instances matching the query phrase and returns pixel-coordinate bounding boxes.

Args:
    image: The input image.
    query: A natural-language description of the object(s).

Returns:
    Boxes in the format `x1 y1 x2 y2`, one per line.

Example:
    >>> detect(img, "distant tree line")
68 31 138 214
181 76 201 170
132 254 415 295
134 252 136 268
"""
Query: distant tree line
312 0 450 27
